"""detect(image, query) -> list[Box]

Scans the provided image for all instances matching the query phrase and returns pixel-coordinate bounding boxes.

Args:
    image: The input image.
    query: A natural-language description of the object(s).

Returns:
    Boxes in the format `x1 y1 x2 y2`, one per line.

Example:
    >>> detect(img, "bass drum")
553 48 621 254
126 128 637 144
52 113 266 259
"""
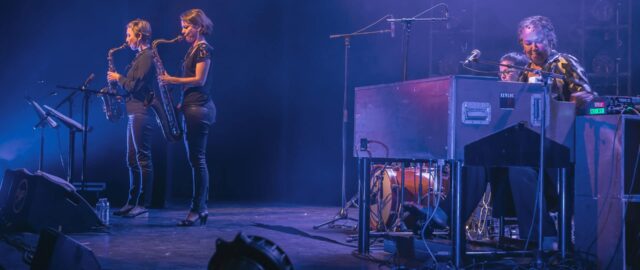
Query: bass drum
369 164 450 231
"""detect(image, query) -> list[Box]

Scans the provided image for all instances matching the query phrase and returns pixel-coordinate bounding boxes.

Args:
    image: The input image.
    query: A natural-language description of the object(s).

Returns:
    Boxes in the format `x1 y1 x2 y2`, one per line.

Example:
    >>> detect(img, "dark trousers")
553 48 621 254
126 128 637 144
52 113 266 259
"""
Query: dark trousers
125 99 159 207
505 166 559 240
182 101 216 213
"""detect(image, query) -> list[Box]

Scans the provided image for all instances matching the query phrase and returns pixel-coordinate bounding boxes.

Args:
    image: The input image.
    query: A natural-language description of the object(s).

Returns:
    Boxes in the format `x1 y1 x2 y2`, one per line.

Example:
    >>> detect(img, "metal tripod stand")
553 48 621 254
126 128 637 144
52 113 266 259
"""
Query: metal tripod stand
314 15 394 230
313 192 359 230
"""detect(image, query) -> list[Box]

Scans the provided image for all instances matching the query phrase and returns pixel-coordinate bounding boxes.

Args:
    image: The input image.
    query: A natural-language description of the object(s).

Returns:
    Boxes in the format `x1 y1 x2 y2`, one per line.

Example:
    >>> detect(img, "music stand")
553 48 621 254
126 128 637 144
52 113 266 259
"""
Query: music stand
42 105 86 132
45 77 87 183
43 104 105 194
26 96 59 171
41 104 86 186
55 82 111 193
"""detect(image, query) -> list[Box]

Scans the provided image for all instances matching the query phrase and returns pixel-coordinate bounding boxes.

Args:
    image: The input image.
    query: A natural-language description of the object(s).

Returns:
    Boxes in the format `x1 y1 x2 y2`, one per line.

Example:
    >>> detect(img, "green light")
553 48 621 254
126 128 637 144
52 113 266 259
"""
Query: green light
589 108 605 115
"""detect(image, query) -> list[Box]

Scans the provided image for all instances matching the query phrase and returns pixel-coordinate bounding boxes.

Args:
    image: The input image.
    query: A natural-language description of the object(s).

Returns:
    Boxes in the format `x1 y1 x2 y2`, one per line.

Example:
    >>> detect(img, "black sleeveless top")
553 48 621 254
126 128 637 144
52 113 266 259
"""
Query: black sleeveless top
181 43 213 106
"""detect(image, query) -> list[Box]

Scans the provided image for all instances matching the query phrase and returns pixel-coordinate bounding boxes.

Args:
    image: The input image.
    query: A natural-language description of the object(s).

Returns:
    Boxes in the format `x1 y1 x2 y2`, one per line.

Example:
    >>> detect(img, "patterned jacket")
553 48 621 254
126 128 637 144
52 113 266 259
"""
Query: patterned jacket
519 51 596 102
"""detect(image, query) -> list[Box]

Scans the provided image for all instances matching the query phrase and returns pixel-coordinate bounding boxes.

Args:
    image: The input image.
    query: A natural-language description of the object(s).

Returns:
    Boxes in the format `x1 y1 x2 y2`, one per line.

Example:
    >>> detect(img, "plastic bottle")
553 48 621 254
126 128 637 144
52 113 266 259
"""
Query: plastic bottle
96 198 110 226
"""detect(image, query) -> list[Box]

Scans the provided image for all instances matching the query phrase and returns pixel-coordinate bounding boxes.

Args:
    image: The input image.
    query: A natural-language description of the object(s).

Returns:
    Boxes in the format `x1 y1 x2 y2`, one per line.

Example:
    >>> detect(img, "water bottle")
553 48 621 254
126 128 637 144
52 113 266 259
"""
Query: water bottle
96 198 110 226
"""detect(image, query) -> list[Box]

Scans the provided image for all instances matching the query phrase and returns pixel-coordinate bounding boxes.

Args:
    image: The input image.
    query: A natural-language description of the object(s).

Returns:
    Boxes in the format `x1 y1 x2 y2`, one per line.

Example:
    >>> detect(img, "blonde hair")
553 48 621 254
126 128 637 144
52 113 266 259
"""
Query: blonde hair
180 9 213 35
127 19 152 43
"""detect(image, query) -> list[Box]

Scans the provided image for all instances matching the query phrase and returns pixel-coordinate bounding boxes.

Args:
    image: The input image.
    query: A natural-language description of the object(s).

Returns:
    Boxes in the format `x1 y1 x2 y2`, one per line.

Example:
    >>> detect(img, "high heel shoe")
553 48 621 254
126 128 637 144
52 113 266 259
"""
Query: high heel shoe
123 206 148 218
177 212 208 227
113 204 134 216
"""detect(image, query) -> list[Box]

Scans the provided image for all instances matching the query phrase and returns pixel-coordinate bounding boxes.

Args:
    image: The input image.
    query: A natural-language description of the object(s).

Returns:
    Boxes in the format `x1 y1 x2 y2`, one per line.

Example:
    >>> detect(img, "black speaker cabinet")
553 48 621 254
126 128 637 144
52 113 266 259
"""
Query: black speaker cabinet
31 227 101 270
0 169 102 233
575 115 640 270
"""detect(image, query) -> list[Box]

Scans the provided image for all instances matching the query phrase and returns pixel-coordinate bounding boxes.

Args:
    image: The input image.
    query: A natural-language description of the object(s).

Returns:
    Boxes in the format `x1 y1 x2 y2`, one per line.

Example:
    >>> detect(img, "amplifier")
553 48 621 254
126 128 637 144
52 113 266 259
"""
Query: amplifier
581 96 640 115
575 115 640 269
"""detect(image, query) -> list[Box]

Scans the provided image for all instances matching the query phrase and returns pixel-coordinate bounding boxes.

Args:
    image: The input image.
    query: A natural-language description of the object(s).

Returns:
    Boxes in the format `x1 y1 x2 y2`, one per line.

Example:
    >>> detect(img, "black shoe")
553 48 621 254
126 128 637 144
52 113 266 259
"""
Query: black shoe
177 212 208 227
113 204 134 216
123 206 148 218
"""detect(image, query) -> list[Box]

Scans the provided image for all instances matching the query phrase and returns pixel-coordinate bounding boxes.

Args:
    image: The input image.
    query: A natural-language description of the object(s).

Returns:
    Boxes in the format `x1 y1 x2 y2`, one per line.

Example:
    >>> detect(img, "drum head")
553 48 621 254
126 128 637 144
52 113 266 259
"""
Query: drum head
369 164 451 232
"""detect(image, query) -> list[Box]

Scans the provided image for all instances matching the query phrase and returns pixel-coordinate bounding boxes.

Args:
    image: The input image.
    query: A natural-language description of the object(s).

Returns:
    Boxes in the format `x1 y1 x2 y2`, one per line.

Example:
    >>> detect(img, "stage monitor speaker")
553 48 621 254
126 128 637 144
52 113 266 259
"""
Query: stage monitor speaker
575 115 640 270
209 233 293 270
0 168 102 233
31 227 101 270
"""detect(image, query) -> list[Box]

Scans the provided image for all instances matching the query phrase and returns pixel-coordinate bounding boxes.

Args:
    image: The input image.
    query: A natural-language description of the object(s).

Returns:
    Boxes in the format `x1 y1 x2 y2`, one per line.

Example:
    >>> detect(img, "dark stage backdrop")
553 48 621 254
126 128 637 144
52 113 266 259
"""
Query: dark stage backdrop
0 0 638 206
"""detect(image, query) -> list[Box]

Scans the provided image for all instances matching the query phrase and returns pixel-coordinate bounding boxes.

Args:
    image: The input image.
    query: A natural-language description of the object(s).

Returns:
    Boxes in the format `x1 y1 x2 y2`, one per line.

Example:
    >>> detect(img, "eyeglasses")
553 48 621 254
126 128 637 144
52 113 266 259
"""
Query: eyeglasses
499 69 517 76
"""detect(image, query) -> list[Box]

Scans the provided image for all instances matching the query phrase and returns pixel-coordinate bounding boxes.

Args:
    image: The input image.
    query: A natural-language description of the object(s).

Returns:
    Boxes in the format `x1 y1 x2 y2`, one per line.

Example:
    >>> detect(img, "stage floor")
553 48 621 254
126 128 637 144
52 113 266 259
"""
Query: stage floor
1 204 388 270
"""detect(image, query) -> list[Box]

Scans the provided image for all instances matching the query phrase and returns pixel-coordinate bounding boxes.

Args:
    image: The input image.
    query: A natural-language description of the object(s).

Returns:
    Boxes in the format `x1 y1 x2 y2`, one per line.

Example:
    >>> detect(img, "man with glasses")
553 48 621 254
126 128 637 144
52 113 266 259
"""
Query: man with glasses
499 52 528 82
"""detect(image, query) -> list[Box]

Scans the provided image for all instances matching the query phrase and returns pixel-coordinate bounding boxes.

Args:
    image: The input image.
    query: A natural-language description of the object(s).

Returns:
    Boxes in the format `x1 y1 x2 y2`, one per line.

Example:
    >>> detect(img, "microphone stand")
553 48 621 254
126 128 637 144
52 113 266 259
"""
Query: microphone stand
56 84 122 192
474 59 564 80
313 17 393 231
388 17 448 81
466 59 568 267
81 85 90 192
388 2 448 81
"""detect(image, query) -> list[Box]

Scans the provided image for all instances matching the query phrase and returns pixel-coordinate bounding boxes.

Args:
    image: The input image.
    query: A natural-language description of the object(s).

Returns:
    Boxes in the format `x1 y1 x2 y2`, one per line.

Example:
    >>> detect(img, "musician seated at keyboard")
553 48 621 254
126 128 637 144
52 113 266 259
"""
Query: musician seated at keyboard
445 16 595 247
498 52 528 82
449 51 550 243
489 52 529 228
517 15 596 107
496 15 596 245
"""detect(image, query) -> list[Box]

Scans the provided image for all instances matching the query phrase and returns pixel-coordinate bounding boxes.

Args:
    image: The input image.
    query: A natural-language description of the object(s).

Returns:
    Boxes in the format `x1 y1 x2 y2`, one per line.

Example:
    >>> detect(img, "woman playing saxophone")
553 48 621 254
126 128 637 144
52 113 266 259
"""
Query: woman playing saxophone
159 9 216 226
106 18 159 218
101 43 127 122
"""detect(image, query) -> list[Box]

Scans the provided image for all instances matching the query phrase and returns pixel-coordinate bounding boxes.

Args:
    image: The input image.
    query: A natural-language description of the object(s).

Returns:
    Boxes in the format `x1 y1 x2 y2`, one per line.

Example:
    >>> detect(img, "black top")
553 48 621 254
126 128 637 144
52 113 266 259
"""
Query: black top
118 48 156 103
181 42 213 106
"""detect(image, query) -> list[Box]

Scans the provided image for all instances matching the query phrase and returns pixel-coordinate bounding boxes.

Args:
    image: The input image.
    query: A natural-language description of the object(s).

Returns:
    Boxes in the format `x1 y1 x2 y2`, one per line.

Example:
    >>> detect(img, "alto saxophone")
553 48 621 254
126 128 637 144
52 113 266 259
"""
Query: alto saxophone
100 43 127 122
151 36 183 142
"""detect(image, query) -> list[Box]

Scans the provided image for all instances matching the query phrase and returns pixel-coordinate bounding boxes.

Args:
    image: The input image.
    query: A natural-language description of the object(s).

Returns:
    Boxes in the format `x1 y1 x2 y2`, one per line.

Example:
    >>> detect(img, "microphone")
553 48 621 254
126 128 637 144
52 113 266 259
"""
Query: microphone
389 15 396 38
82 73 95 89
462 49 481 64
